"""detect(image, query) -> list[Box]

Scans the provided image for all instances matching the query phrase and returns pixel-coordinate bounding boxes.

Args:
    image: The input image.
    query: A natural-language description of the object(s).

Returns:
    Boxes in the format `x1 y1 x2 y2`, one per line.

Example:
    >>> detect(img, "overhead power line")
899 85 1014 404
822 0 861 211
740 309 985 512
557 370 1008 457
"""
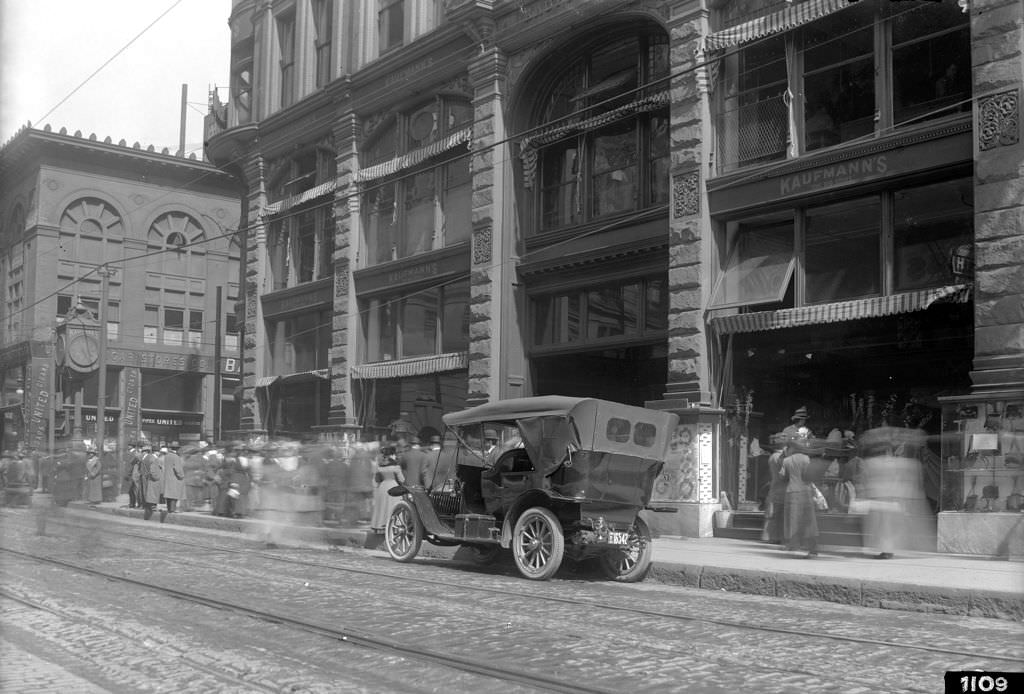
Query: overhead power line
35 1 186 126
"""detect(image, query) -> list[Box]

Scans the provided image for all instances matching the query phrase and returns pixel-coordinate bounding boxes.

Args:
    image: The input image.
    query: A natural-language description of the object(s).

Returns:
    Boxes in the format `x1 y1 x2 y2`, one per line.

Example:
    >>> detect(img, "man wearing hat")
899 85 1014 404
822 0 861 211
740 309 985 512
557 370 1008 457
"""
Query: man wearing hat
398 436 428 488
84 449 103 506
782 406 814 438
482 428 501 468
138 443 163 520
160 442 185 522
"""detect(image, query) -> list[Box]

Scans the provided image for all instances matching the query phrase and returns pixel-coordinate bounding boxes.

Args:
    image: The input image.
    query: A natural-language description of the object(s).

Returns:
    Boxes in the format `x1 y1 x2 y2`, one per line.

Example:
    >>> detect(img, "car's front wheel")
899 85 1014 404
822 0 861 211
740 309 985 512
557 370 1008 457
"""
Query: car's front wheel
599 516 653 583
385 500 423 562
512 507 564 580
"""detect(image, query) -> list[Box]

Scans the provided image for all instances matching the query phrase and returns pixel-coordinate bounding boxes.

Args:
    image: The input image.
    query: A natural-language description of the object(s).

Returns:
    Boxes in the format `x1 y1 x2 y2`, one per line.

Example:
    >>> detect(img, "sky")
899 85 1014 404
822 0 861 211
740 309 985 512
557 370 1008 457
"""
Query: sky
1 0 231 158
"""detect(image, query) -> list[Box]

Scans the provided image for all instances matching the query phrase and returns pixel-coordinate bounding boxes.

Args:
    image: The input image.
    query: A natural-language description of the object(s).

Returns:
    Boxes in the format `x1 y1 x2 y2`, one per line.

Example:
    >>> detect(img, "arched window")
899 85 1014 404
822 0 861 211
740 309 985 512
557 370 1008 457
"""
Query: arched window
149 211 206 278
525 29 670 232
58 197 124 273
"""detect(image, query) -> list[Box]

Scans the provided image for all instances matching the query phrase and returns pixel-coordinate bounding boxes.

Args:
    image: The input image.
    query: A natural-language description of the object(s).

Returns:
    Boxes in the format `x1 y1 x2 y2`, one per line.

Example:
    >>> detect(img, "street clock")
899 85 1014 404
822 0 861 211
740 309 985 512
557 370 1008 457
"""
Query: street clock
57 303 101 375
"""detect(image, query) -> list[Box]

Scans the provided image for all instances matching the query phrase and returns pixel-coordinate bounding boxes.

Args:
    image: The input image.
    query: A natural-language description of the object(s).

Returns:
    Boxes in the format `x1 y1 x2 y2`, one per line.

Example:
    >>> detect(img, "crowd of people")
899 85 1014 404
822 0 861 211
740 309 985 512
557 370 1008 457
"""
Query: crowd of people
120 435 446 531
761 406 932 560
1 432 446 537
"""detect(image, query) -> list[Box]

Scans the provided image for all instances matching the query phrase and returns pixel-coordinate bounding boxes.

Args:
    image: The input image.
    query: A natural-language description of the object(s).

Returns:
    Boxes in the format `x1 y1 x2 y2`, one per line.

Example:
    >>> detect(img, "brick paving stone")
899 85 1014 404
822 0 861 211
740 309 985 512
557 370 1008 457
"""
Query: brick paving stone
0 638 110 693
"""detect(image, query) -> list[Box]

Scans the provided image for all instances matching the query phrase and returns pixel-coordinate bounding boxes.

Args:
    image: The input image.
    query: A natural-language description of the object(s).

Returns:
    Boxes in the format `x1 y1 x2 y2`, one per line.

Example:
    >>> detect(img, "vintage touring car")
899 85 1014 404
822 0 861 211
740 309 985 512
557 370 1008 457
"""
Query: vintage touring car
384 396 679 581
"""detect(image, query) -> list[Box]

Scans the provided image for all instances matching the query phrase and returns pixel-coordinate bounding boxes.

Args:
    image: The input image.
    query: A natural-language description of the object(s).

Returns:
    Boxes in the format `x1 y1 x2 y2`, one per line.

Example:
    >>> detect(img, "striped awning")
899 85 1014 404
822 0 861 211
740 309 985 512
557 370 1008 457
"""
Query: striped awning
700 0 850 53
708 284 971 335
520 90 669 188
350 352 468 380
279 368 329 384
354 128 472 184
254 376 279 388
258 180 336 220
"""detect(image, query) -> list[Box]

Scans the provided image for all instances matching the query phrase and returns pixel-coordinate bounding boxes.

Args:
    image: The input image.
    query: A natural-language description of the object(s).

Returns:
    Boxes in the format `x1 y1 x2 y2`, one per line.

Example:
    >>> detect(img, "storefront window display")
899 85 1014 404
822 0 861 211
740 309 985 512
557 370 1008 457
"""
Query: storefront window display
938 396 1024 514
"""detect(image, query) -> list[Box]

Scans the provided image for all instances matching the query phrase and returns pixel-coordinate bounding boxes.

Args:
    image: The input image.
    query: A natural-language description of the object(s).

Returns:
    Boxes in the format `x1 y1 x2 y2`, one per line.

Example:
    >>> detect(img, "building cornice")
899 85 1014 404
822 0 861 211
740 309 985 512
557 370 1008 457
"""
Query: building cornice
0 125 237 191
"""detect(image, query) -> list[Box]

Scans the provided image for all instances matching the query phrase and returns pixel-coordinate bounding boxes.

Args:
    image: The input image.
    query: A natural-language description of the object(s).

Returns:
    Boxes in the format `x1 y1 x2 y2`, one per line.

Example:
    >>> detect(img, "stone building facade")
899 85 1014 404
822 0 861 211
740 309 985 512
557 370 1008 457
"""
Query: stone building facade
204 0 1022 538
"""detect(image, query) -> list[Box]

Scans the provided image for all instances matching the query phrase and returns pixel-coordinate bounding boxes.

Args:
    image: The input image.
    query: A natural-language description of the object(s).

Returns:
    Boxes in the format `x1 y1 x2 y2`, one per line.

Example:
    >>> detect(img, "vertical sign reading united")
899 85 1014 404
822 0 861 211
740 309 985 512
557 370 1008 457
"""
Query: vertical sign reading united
25 357 51 449
122 367 141 440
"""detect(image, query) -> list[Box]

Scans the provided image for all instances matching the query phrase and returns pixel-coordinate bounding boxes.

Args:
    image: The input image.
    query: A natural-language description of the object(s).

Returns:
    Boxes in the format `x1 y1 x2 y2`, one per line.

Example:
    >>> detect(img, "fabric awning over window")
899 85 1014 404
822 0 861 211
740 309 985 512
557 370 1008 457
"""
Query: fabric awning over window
700 0 850 53
278 369 329 385
708 284 971 335
354 127 472 184
254 376 279 388
258 180 336 220
519 90 669 188
350 352 468 380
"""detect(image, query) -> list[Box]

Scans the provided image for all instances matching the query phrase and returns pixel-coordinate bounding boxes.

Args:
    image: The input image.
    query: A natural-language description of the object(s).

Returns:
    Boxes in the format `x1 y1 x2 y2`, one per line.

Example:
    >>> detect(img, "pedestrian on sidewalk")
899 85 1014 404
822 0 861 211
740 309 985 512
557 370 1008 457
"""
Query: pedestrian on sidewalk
347 442 375 524
160 443 185 522
860 426 932 559
763 445 787 544
124 444 142 508
84 449 103 506
370 443 404 534
139 444 162 520
398 436 428 488
779 430 819 558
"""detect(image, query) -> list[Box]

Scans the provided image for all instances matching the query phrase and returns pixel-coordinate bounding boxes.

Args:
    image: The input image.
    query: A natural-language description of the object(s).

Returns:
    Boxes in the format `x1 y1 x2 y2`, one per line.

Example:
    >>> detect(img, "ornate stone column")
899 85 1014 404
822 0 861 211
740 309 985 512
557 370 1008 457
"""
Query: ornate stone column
323 110 361 440
969 0 1024 393
644 0 721 538
466 44 525 405
239 150 268 433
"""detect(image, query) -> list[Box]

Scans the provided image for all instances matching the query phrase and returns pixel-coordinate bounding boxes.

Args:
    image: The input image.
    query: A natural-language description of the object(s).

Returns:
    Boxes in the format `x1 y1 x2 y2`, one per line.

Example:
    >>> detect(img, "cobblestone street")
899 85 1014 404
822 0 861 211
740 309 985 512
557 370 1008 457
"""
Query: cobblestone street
2 511 1021 693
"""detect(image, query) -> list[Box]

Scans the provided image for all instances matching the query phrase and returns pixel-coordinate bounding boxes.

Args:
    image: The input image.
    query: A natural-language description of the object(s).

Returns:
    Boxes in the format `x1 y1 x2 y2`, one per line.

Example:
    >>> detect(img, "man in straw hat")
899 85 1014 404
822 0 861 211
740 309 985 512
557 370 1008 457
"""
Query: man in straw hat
783 406 813 438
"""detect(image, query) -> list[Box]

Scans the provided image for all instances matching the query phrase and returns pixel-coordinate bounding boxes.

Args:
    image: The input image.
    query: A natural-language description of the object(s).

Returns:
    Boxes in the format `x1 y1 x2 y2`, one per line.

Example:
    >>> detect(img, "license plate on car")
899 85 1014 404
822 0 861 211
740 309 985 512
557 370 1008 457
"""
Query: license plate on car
607 531 630 545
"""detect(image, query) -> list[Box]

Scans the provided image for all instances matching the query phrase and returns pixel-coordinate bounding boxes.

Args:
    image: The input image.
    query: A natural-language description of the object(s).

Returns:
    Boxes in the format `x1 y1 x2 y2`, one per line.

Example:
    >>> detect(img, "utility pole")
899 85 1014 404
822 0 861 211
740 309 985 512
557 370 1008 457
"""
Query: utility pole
46 325 56 490
213 285 223 443
179 84 188 157
96 266 116 480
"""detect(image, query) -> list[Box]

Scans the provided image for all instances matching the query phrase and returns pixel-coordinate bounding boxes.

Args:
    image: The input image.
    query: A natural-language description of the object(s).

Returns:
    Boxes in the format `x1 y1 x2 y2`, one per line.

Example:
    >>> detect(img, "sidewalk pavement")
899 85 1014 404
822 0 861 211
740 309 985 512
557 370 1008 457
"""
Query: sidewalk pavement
52 497 1024 622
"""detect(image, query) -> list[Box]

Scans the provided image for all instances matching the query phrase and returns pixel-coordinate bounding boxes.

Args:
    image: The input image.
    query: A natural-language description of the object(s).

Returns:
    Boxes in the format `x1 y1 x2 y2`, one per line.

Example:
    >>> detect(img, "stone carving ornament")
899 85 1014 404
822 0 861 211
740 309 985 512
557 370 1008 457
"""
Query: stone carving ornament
978 89 1019 151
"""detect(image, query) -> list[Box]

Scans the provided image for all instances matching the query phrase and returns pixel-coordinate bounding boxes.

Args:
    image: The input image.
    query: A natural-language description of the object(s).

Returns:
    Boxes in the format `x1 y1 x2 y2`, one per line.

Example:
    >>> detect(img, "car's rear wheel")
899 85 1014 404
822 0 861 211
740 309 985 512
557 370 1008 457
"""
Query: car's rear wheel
512 507 564 580
385 500 423 562
599 517 653 583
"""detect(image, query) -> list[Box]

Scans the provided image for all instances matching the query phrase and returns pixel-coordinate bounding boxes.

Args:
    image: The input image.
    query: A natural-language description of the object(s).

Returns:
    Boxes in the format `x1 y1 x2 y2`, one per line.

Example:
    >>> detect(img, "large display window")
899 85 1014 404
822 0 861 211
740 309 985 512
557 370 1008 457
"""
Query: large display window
938 394 1024 514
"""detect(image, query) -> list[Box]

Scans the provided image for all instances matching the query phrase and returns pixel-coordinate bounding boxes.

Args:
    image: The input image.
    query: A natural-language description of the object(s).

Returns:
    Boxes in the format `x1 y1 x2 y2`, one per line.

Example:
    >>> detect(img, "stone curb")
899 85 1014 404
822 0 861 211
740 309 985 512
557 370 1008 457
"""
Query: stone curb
64 502 1023 621
650 558 1023 621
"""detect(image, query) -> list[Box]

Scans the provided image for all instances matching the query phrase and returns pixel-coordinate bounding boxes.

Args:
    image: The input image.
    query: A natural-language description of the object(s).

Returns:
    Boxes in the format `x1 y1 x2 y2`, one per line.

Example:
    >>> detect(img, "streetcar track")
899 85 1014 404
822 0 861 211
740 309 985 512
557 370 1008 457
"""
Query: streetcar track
0 584 285 693
12 511 1022 666
0 546 616 694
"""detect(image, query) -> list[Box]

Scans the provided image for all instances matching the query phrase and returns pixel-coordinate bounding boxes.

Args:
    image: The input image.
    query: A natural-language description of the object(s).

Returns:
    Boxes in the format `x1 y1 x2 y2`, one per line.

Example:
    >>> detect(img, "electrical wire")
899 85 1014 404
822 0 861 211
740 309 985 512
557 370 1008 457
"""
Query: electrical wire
4 1 956 351
33 0 187 127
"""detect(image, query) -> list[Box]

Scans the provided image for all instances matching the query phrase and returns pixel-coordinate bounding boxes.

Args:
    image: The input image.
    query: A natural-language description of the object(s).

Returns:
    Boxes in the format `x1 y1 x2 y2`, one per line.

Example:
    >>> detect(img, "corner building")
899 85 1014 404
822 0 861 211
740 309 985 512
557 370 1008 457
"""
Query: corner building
0 126 242 455
205 0 1023 543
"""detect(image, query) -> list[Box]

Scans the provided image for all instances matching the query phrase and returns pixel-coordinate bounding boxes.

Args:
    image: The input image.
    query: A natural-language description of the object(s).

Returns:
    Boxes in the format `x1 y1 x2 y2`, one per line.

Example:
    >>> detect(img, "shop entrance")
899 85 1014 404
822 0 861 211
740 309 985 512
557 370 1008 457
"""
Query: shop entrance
723 302 973 509
531 343 667 408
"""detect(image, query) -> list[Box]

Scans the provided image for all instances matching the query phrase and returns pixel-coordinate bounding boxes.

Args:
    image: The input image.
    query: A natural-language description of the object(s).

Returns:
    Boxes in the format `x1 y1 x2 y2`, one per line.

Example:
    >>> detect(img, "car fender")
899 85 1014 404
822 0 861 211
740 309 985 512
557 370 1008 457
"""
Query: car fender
499 488 581 548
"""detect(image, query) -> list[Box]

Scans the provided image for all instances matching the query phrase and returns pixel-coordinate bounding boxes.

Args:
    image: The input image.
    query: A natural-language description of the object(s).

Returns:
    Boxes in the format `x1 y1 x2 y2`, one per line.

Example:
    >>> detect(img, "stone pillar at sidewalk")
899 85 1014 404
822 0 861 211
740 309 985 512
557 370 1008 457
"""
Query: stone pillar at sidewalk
969 0 1024 393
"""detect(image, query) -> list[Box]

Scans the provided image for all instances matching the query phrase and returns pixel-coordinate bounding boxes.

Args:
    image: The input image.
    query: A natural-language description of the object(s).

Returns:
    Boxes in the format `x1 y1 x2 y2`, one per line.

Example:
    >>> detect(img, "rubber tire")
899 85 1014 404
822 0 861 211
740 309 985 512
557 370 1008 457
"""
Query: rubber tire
512 507 564 581
385 499 423 562
599 517 653 583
